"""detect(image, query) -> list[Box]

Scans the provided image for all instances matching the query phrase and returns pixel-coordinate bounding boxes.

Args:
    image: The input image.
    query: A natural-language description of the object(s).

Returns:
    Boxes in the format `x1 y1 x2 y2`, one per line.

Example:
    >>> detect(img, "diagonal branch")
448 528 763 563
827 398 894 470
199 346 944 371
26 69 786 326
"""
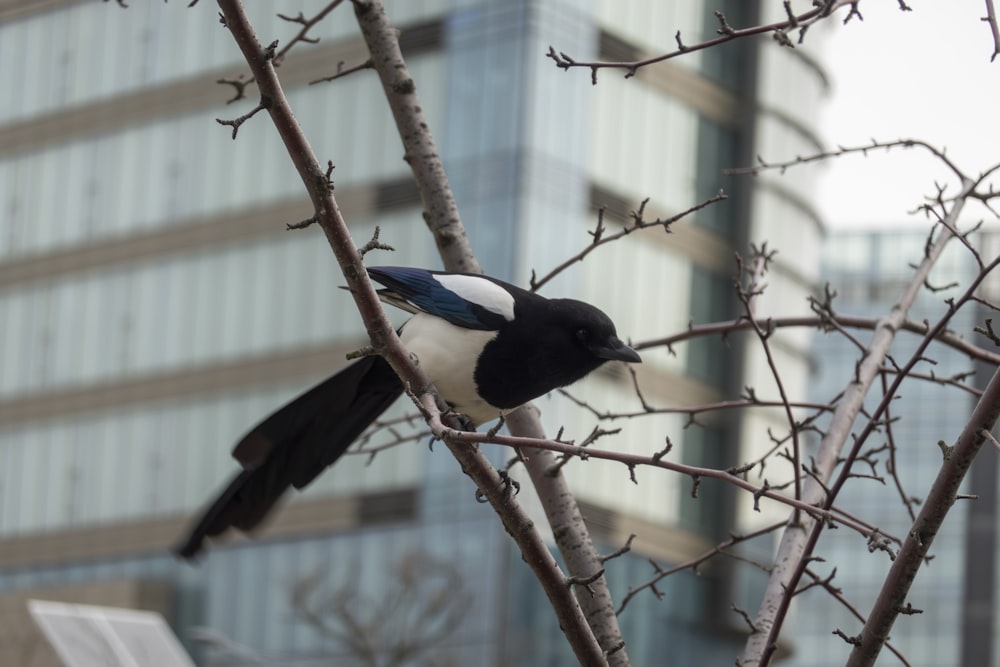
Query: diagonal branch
216 2 607 664
847 364 1000 665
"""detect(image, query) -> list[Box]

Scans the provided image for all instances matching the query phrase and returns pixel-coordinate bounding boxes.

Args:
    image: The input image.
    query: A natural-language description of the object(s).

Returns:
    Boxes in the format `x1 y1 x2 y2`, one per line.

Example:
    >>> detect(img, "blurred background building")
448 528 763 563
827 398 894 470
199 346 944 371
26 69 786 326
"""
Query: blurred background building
0 1 827 664
784 229 1000 667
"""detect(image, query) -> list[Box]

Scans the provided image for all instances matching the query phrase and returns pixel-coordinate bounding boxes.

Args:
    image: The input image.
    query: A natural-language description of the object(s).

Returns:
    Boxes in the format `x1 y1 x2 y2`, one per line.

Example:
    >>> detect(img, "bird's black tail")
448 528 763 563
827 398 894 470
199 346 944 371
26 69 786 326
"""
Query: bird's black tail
174 354 403 560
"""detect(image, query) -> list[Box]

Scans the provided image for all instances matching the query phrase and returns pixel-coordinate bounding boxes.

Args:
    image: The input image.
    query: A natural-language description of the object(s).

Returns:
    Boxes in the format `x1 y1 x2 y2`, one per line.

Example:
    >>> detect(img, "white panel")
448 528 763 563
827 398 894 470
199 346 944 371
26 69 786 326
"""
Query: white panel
110 127 147 236
40 422 74 531
29 600 195 667
0 1 244 123
0 19 21 121
10 288 40 394
16 429 43 532
187 250 221 365
0 49 443 259
47 282 75 388
21 150 51 254
0 162 12 257
590 78 699 211
0 431 26 532
751 186 824 285
218 245 248 362
581 232 692 376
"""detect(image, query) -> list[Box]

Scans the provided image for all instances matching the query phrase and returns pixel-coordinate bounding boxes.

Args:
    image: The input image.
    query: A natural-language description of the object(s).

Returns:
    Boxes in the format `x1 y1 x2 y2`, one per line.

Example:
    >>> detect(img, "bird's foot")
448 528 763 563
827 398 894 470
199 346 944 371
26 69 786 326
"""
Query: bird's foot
499 469 521 502
443 407 475 432
476 469 521 504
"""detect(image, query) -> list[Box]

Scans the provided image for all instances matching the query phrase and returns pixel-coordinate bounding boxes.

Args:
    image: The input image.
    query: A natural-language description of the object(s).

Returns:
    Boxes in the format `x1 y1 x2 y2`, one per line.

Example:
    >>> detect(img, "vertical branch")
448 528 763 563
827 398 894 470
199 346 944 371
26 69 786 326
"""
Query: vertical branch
740 181 972 666
846 364 1000 666
351 0 477 273
984 0 1000 62
738 245 802 504
353 1 629 661
505 409 628 664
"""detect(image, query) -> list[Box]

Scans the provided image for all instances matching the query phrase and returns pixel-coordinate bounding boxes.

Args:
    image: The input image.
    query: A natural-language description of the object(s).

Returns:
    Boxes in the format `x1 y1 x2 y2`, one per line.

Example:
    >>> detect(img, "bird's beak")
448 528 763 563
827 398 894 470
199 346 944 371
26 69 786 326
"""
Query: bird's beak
596 337 641 363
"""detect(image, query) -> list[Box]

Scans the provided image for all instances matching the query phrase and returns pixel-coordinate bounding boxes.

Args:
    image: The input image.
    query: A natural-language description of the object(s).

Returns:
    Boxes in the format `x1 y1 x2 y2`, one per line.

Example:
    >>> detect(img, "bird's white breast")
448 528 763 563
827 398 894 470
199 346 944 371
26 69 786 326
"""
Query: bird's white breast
399 313 503 426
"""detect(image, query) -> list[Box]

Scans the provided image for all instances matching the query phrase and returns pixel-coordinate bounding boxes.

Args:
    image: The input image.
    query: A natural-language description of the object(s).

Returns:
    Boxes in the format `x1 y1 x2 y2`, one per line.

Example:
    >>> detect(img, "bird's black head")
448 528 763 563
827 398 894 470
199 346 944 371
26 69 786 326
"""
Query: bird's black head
472 294 641 411
552 298 642 365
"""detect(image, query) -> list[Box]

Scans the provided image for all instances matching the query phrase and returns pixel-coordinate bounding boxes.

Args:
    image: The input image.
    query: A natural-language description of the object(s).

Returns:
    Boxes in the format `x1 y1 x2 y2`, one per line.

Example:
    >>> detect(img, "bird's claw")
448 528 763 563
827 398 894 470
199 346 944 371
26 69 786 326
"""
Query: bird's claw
499 470 521 502
442 407 475 432
474 469 521 504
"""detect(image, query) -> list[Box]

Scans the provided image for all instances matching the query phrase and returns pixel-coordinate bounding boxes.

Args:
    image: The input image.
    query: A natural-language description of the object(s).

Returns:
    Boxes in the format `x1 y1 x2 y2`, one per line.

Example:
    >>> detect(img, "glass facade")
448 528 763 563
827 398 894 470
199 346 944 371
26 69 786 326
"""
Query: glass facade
0 1 828 664
786 230 994 666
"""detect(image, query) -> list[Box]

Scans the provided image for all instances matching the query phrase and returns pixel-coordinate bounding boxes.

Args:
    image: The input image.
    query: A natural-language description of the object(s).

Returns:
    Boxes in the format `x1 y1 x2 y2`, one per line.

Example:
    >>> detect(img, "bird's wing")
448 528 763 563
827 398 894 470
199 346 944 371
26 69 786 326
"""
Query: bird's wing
368 266 515 331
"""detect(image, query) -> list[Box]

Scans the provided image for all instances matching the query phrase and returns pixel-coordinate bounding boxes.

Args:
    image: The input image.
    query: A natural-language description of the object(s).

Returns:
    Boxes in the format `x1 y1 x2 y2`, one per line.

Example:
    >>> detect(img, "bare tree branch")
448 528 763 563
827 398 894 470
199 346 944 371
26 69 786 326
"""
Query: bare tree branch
273 2 345 67
741 180 975 667
617 522 785 615
847 366 1000 665
351 0 476 273
216 2 346 103
530 191 727 292
545 0 864 84
799 567 913 666
216 2 608 664
414 420 889 540
559 388 835 423
878 373 920 522
736 245 803 503
725 138 969 184
637 315 1000 367
505 408 628 659
309 58 374 85
983 0 1000 62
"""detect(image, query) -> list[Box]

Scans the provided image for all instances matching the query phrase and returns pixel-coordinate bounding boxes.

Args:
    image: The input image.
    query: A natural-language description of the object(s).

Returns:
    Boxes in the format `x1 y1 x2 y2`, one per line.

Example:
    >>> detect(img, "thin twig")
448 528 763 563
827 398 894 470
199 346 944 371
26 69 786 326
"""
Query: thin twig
724 138 967 185
637 315 1000 367
983 0 1000 62
545 0 862 84
530 192 727 292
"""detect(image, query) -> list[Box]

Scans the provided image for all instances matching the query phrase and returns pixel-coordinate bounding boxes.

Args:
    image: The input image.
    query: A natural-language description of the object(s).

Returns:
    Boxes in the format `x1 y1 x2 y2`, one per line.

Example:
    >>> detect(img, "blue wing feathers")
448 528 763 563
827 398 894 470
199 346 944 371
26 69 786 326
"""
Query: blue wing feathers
367 266 507 331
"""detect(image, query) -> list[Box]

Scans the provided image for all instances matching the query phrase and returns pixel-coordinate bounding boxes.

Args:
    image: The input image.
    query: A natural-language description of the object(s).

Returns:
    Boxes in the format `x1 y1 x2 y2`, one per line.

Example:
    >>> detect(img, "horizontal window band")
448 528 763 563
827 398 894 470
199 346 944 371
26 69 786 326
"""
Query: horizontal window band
0 487 418 571
0 176 423 290
0 20 442 158
0 340 360 429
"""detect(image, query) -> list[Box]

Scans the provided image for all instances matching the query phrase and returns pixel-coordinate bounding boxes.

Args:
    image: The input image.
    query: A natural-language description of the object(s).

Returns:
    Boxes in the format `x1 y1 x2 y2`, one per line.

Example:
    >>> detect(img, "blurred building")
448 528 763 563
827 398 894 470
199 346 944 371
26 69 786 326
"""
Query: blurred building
0 1 827 664
786 228 999 666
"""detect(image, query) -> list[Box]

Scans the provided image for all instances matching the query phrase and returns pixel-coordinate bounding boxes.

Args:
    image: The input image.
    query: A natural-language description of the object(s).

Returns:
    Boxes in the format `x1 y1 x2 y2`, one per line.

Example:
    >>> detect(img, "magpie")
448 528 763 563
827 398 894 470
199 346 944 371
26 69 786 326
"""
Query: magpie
175 266 640 559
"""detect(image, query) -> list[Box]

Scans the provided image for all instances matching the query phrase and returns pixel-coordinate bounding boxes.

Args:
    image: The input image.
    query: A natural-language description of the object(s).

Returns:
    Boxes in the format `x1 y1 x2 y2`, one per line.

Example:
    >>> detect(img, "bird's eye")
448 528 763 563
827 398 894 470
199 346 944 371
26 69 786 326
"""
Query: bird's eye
575 328 590 342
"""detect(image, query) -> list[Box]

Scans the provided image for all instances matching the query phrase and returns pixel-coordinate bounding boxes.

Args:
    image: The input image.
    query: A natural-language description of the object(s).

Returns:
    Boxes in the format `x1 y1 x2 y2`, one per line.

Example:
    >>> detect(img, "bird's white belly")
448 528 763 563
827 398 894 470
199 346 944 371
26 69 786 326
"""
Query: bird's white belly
399 313 503 426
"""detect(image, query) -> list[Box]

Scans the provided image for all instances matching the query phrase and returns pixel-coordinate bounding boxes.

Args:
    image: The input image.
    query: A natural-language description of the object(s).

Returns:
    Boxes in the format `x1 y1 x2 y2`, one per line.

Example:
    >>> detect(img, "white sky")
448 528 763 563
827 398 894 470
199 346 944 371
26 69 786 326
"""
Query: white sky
817 1 1000 228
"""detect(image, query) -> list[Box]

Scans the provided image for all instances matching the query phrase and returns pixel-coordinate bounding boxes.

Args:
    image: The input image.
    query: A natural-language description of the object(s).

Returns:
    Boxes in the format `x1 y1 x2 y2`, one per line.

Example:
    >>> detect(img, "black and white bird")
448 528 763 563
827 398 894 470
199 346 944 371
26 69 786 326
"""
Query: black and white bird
175 266 640 559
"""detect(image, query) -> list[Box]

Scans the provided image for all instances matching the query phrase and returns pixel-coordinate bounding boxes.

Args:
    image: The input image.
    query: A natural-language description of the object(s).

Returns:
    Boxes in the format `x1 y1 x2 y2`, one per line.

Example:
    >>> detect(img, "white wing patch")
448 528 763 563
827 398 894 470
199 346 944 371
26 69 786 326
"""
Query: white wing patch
434 274 515 321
